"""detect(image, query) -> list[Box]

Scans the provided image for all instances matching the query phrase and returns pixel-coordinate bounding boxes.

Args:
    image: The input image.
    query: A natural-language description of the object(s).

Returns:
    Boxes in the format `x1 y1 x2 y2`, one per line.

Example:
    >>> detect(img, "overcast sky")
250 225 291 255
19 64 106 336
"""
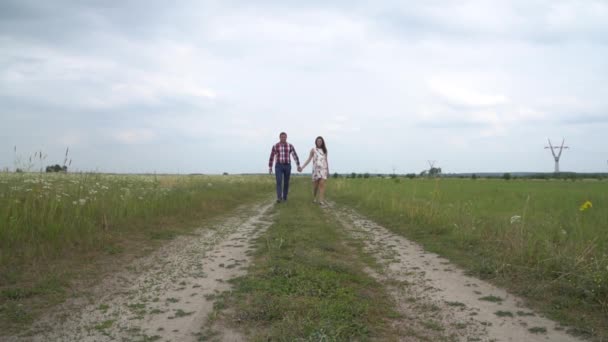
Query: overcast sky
1 0 607 174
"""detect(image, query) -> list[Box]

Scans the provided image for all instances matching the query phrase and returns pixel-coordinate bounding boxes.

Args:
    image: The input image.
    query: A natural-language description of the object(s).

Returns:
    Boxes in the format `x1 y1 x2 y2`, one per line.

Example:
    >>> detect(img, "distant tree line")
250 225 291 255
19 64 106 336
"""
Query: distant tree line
330 171 607 180
46 164 68 173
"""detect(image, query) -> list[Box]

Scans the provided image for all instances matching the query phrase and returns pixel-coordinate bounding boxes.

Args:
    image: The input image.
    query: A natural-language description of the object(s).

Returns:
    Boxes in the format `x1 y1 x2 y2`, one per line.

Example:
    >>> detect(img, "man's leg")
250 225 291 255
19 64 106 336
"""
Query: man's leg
275 164 283 201
282 164 291 200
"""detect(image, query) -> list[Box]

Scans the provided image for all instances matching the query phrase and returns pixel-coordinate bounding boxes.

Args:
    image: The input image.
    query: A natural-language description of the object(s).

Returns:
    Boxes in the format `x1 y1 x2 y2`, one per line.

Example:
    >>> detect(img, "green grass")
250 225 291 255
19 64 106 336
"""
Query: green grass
330 177 608 340
0 173 272 267
446 301 466 308
170 309 194 319
94 319 115 331
210 179 401 340
528 326 547 334
494 311 514 317
479 295 503 303
0 172 273 333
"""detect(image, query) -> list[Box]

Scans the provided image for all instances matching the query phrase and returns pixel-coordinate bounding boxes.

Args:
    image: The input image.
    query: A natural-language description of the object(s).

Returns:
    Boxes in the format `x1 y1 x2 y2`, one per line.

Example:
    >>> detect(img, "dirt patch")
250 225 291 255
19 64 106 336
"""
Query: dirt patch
4 200 275 342
329 203 584 342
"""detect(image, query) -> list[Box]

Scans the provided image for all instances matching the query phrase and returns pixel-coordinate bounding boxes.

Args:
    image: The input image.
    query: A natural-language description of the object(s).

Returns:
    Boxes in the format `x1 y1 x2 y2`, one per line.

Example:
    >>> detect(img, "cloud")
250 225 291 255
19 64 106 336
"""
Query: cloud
0 0 607 173
427 77 508 108
113 129 157 144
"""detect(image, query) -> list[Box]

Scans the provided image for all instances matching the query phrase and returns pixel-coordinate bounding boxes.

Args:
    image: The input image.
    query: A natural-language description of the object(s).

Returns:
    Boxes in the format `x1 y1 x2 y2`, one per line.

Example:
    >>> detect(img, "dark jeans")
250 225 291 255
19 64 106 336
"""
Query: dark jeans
275 163 291 200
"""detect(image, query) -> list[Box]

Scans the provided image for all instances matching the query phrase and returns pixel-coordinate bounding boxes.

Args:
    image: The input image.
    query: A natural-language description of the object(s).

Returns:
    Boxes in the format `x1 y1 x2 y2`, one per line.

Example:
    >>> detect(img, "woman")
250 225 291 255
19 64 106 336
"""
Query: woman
299 136 329 204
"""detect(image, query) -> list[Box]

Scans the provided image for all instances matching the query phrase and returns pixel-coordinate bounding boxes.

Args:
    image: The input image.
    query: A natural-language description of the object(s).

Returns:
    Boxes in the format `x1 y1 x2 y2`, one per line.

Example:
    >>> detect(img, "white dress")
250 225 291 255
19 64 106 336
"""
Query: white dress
312 148 329 181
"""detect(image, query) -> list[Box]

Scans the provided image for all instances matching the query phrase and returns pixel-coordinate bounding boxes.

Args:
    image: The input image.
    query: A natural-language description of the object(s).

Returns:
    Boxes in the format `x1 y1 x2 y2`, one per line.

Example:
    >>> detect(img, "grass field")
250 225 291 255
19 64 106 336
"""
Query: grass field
330 177 608 339
0 172 273 331
2 173 607 339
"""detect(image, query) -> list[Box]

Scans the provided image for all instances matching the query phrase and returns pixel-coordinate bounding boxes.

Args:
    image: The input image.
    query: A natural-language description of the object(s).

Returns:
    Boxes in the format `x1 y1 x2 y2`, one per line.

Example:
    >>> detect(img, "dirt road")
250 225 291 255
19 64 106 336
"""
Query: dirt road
5 199 585 341
7 201 275 342
328 202 583 342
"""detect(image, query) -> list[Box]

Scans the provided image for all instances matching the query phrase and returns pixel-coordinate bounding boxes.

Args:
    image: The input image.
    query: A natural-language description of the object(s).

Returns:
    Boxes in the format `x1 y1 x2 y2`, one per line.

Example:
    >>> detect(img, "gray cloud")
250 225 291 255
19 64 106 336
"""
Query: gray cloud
1 0 607 173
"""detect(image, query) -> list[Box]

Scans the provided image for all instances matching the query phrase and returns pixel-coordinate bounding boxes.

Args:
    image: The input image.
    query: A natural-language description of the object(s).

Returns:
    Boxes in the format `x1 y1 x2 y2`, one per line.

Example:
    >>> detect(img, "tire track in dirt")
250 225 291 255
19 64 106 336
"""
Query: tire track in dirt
6 200 275 342
328 202 584 342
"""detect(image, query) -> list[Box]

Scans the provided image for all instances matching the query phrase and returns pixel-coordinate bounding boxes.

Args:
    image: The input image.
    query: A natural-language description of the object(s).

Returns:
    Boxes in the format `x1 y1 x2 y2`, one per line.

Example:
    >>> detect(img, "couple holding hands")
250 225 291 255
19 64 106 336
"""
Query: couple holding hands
268 132 329 205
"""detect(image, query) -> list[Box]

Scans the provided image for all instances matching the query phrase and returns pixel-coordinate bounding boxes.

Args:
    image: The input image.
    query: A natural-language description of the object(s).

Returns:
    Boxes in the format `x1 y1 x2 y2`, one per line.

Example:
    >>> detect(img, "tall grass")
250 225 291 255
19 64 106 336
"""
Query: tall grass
331 177 608 338
0 172 273 271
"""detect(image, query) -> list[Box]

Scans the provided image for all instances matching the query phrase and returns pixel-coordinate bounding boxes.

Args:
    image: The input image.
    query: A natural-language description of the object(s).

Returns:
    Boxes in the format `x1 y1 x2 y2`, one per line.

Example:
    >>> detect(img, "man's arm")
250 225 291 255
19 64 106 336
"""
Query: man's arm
268 145 276 173
290 144 301 168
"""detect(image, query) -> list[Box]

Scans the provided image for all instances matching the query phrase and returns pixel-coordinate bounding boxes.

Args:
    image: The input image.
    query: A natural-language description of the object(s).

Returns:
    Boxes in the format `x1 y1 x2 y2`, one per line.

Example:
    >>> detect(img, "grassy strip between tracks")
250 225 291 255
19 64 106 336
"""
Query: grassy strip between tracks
206 179 400 341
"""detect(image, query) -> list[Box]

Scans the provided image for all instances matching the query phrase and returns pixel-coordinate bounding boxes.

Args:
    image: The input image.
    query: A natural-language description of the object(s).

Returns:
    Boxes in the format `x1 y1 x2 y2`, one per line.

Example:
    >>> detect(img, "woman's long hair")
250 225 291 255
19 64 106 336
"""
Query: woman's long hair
315 136 327 155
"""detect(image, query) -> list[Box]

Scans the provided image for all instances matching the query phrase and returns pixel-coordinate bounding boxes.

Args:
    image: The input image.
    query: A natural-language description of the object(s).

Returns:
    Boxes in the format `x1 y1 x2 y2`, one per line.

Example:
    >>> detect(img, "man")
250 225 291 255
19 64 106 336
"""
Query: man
268 132 301 203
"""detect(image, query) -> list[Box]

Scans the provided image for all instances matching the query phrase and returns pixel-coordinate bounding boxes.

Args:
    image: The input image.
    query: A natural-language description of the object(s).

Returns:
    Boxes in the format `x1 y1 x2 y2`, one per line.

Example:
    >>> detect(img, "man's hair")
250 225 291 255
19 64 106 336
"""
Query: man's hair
279 132 287 137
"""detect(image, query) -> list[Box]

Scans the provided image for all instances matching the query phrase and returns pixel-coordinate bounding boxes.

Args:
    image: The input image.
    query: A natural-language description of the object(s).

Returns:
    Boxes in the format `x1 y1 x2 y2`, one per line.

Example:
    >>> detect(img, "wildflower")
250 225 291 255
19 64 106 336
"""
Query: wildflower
510 215 521 224
579 200 592 211
78 198 86 205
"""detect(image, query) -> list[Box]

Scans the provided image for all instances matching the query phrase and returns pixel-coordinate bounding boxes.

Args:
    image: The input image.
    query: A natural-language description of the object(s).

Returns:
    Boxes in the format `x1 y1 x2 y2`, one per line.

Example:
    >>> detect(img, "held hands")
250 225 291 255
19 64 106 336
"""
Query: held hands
270 166 303 173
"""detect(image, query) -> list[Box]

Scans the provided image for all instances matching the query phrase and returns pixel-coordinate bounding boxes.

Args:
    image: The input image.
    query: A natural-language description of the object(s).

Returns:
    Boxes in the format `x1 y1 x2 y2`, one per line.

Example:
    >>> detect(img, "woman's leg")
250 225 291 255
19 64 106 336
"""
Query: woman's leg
318 179 326 203
312 179 320 202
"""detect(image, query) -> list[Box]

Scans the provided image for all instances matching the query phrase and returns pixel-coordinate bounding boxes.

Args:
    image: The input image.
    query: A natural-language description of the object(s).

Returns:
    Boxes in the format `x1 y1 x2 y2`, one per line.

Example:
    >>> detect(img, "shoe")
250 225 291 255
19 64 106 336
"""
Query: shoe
276 199 281 203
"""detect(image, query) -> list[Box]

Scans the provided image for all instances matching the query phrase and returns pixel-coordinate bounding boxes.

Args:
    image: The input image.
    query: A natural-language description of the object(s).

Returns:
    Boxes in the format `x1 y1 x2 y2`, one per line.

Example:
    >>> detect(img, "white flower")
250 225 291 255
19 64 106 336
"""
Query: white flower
510 215 521 224
78 198 87 205
207 183 213 187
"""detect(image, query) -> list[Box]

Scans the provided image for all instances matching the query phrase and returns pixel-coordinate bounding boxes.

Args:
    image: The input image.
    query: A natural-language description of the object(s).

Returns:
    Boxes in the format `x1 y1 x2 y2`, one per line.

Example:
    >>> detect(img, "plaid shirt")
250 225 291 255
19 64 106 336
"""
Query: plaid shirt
269 142 300 167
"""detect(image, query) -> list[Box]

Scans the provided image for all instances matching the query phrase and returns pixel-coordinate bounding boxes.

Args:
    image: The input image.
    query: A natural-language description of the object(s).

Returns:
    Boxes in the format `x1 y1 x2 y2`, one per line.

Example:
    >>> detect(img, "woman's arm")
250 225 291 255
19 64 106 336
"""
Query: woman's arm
300 149 314 170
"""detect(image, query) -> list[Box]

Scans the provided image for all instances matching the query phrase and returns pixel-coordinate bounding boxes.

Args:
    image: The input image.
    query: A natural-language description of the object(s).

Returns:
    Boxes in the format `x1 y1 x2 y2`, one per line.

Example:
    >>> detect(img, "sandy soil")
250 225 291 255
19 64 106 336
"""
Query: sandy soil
6 200 275 342
328 202 584 342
